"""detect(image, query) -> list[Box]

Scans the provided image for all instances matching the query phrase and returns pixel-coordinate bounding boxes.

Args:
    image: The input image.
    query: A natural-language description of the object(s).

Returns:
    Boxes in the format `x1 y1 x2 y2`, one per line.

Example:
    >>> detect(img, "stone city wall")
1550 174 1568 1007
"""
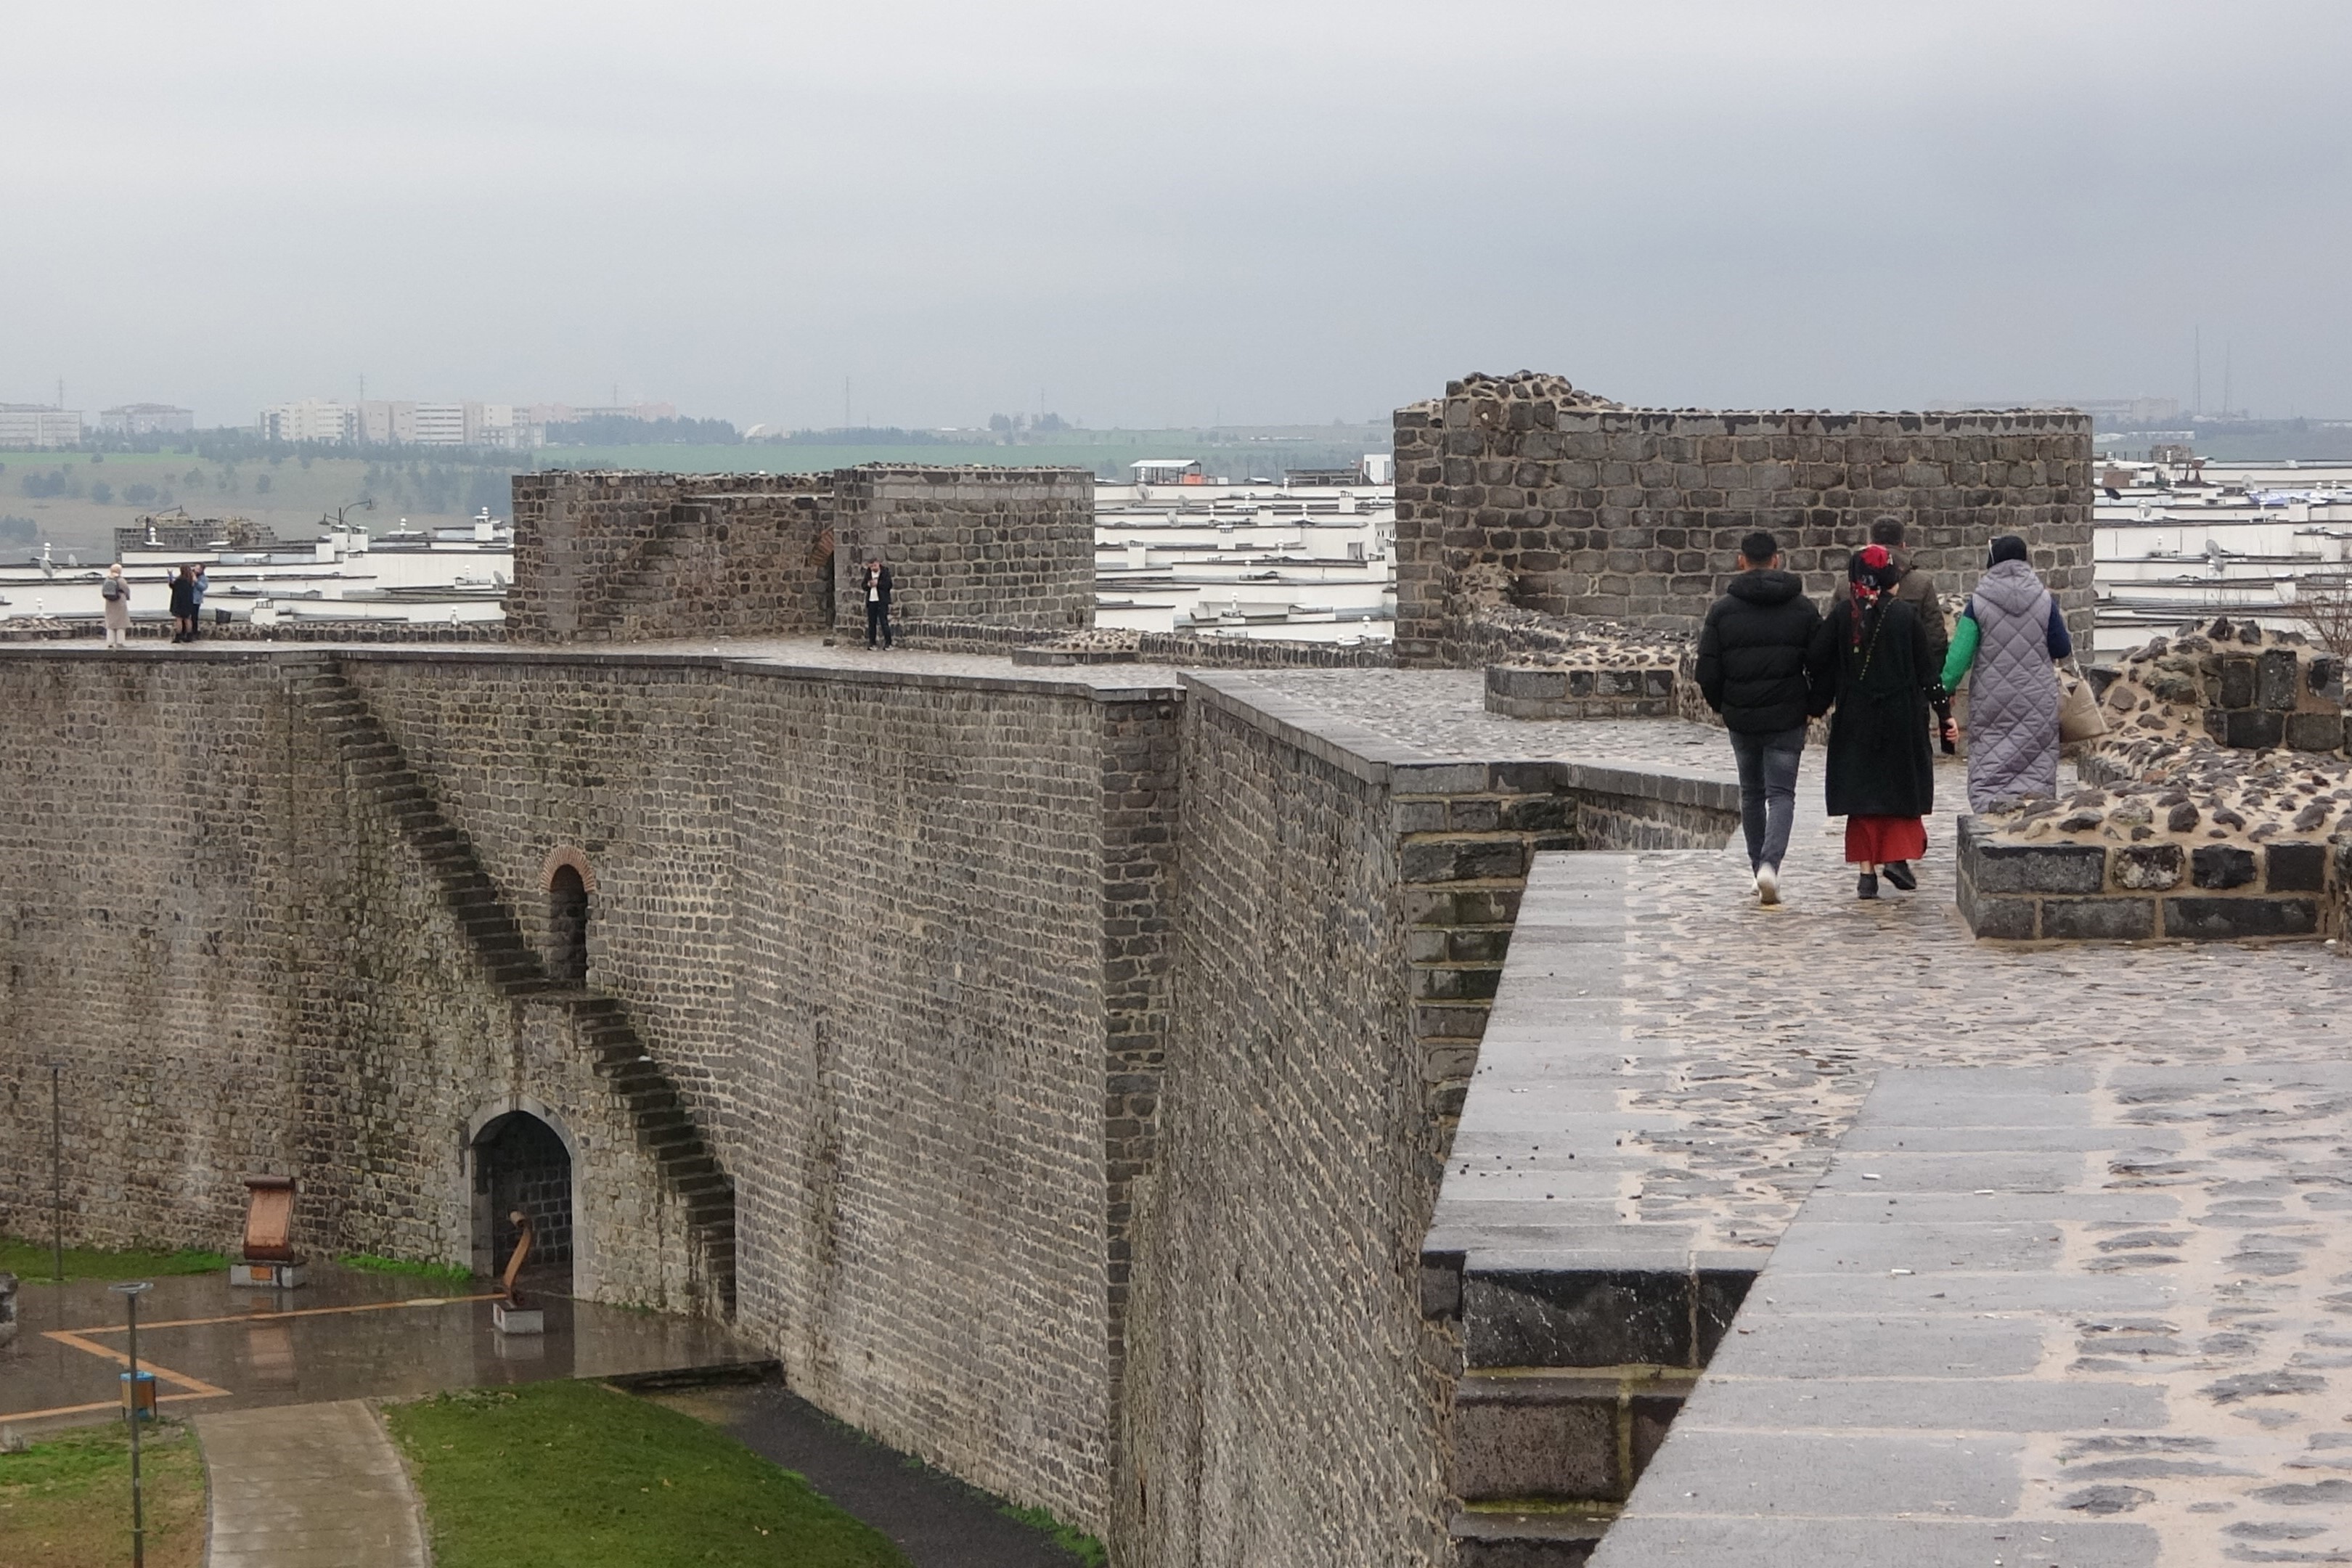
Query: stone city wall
1118 681 1457 1568
1393 371 2094 666
0 646 1165 1535
0 652 697 1306
0 645 1739 1567
833 466 1095 637
502 465 1095 647
505 470 837 642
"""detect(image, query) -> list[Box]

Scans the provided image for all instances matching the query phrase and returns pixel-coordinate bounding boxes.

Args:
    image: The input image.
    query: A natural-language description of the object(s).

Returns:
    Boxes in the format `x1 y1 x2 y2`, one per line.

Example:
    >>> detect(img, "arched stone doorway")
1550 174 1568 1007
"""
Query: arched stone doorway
472 1108 575 1296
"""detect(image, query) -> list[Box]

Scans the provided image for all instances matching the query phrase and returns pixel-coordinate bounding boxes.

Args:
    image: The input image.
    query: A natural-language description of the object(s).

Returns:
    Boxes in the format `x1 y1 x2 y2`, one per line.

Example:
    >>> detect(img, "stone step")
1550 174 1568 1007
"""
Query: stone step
1452 1367 1693 1505
1449 1510 1612 1567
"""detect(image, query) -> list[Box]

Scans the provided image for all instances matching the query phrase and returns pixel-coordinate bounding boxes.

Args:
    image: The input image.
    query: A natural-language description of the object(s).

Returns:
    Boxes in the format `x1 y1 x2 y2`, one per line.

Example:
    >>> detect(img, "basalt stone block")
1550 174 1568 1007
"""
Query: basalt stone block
2040 897 2155 942
2218 656 2258 709
1464 1270 1707 1368
2268 841 2329 894
1489 667 1567 701
2211 708 2284 750
2285 711 2343 752
1958 873 2038 940
2258 649 2299 711
2112 842 2184 891
2192 844 2258 890
1967 840 2106 895
2308 656 2342 702
2164 897 2322 940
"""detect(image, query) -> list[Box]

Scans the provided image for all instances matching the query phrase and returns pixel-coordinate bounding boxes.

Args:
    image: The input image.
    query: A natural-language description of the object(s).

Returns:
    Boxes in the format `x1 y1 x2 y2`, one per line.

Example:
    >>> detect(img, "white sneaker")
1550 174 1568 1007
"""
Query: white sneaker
1755 863 1781 906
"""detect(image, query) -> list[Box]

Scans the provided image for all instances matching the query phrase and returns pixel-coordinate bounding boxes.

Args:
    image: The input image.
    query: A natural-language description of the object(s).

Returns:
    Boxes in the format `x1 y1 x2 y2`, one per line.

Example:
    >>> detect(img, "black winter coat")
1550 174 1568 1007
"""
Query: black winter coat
1695 570 1821 734
1808 596 1936 819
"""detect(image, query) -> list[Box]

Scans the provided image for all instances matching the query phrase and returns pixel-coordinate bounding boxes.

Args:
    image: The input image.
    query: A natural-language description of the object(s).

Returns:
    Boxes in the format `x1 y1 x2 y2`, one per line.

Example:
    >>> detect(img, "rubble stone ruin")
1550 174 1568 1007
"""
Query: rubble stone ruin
4 381 2347 1568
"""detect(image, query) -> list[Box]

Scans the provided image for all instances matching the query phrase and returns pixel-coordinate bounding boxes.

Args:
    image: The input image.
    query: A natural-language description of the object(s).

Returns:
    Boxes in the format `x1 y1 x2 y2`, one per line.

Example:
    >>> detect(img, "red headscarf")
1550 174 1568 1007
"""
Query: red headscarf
1847 544 1899 649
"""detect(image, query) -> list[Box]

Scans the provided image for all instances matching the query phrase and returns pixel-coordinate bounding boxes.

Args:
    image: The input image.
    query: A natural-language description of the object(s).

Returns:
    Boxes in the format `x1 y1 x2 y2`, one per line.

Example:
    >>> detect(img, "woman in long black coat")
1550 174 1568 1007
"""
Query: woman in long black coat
1808 544 1937 899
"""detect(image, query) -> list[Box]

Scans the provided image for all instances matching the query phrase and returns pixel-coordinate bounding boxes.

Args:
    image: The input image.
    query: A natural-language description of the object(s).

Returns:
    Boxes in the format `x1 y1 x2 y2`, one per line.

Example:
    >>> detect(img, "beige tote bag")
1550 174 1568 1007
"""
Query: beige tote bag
2057 666 2108 743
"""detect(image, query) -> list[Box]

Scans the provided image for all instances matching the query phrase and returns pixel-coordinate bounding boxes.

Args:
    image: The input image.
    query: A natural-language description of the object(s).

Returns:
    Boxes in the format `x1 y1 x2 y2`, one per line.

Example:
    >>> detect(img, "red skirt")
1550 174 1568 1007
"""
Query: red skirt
1845 814 1927 866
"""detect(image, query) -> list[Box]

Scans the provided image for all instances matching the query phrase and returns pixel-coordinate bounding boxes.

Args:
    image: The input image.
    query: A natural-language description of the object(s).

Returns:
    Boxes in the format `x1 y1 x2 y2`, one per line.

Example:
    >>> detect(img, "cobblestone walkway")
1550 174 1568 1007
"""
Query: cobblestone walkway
1595 1062 2352 1568
197 1400 428 1568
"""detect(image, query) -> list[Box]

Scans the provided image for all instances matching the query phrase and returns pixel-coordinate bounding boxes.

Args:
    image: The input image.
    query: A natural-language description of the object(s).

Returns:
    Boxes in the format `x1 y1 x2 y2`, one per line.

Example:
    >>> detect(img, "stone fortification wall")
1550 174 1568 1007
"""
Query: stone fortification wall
505 470 836 642
1393 371 2094 666
1119 680 1457 1568
502 465 1095 646
323 651 1167 1530
1 646 1749 1565
0 646 1166 1535
0 653 698 1305
833 466 1095 637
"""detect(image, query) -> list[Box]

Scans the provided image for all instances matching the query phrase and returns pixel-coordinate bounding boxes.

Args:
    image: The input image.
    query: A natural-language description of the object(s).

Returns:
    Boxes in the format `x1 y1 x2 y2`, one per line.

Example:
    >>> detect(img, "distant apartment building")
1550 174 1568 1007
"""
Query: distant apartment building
526 401 677 426
0 404 85 448
357 400 531 448
261 395 669 449
259 399 359 444
99 403 195 436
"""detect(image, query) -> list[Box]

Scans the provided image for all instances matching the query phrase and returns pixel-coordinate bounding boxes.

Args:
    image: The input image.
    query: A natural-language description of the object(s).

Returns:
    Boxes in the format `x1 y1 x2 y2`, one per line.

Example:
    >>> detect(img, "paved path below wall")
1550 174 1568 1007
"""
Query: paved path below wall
197 1399 428 1568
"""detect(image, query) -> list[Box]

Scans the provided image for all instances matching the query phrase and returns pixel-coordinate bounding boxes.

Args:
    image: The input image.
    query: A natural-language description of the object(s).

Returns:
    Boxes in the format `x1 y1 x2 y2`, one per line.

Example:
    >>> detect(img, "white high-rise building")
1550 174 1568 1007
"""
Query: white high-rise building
259 400 358 444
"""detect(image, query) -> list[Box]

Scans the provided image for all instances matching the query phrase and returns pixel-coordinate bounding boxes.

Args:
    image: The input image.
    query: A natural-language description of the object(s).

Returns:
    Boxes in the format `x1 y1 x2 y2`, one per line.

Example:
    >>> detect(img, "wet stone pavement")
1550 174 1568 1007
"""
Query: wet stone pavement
0 1261 759 1432
1376 684 2352 1565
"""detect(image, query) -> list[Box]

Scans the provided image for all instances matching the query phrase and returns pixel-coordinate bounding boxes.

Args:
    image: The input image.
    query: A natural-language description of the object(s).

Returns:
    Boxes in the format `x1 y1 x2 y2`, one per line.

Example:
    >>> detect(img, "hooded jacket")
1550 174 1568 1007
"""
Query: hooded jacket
1696 569 1822 734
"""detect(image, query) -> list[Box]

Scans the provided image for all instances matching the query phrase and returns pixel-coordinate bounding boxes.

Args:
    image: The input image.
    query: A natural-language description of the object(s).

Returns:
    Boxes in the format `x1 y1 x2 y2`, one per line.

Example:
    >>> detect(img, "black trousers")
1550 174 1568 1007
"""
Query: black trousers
865 601 891 648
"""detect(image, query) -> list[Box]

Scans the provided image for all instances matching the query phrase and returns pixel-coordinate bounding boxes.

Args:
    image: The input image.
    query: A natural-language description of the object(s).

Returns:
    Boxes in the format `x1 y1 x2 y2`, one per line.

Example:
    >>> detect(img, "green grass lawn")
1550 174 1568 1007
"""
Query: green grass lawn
0 1420 207 1568
0 1236 227 1283
383 1381 909 1568
338 1253 475 1286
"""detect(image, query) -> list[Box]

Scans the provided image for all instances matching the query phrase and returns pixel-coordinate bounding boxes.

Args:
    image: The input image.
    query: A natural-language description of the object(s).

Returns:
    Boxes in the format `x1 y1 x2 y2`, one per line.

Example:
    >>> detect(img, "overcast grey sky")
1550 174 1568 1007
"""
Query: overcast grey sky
6 1 2348 430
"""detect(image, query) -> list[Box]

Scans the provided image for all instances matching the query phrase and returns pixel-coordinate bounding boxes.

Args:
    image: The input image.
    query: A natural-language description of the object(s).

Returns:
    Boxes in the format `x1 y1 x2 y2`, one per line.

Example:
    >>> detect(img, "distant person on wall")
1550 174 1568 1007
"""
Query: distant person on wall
168 565 199 644
189 564 208 640
1832 517 1954 754
1694 529 1821 907
99 563 131 648
862 559 894 650
1808 544 1937 900
1940 534 2070 812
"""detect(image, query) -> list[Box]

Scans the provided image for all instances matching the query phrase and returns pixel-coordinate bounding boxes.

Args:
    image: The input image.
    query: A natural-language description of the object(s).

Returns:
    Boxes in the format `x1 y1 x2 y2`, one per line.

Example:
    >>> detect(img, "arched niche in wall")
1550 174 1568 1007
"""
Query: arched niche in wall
541 848 596 987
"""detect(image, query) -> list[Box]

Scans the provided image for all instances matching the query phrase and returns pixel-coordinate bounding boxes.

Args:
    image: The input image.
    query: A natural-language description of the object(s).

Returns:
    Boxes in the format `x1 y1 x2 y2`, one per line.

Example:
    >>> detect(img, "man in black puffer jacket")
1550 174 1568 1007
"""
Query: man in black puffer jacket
1696 530 1822 904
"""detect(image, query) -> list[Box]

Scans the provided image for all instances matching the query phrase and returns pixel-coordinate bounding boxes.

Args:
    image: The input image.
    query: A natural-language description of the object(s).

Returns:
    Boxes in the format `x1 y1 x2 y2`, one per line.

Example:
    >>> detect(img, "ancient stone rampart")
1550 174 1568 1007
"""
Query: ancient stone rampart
833 466 1095 636
1394 372 2094 665
0 647 1736 1564
505 470 838 642
502 465 1095 645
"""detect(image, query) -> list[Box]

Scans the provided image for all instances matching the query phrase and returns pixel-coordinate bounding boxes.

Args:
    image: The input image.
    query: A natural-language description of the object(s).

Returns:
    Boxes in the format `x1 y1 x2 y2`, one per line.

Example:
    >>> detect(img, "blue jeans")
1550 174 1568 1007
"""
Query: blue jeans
1727 726 1805 872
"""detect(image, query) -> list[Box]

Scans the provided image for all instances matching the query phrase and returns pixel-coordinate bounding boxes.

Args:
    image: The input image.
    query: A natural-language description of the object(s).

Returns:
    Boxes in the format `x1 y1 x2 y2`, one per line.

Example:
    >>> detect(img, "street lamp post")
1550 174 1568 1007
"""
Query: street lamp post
48 1061 65 1282
111 1281 152 1568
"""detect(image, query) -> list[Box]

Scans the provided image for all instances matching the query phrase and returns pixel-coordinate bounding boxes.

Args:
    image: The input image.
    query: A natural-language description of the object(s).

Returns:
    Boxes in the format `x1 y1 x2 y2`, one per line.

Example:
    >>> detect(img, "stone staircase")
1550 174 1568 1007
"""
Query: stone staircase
285 658 737 1316
1448 1365 1697 1566
572 507 706 640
